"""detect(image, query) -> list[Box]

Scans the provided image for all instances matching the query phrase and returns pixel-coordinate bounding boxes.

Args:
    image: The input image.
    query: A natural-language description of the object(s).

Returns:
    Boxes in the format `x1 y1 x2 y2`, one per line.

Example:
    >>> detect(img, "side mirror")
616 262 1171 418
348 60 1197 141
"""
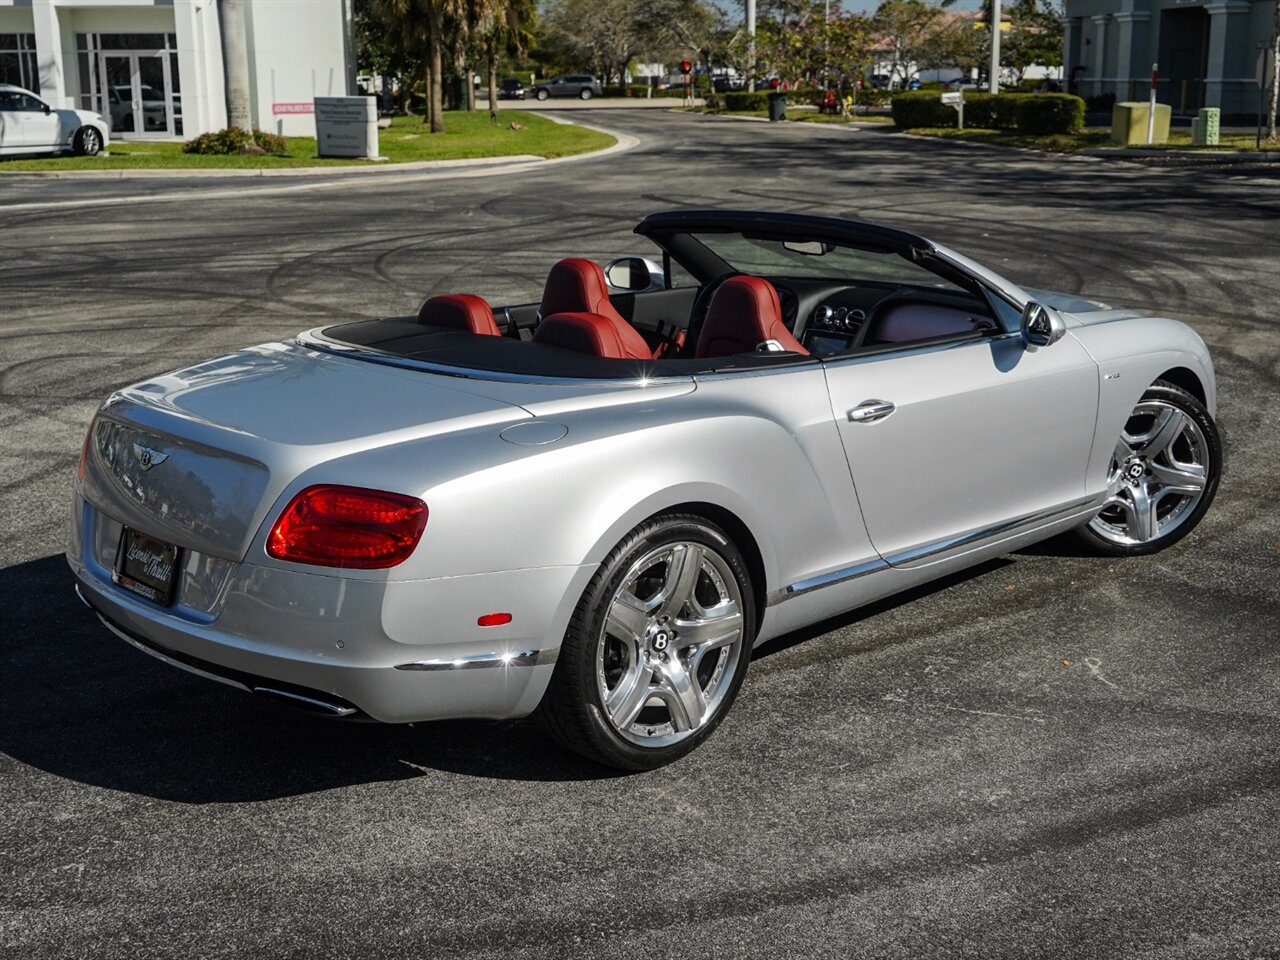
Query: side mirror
43 103 52 115
604 256 665 293
1020 301 1065 347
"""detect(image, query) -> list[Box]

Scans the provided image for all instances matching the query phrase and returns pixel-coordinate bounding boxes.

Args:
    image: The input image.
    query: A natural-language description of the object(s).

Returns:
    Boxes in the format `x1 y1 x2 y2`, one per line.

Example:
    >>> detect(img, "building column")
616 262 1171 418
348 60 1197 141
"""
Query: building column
31 0 65 107
1063 16 1081 84
1113 12 1151 103
173 0 227 137
1090 15 1110 99
1204 0 1251 112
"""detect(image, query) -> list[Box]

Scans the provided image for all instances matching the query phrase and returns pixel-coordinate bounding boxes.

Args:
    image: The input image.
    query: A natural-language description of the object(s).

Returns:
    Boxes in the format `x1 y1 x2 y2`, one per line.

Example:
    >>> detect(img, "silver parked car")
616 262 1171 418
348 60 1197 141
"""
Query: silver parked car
68 210 1221 769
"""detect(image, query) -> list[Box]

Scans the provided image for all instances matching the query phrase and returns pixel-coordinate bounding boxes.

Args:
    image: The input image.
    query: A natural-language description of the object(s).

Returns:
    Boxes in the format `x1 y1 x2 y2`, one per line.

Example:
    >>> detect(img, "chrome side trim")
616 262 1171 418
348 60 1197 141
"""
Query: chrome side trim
883 496 1099 568
767 496 1101 606
252 687 359 717
394 648 558 671
766 557 888 607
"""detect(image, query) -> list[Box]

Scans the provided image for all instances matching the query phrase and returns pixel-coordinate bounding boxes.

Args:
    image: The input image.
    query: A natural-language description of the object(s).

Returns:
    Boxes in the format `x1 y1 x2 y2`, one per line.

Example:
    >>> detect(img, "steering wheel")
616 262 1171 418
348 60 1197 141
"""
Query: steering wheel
680 271 742 358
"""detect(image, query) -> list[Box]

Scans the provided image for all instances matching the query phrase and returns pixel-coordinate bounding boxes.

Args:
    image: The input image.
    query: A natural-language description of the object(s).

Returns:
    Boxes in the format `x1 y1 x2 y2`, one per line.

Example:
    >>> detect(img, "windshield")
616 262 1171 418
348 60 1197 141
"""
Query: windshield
691 232 950 286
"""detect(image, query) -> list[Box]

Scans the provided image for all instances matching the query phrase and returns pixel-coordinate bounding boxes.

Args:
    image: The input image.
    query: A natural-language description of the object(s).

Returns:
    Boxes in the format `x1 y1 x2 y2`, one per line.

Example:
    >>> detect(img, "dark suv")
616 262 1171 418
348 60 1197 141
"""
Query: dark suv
530 75 603 101
498 78 525 100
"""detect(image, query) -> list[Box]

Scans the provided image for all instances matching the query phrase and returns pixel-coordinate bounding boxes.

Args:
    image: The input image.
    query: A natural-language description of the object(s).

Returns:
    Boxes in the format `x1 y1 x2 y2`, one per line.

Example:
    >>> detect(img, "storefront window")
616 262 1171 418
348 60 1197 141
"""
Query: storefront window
0 34 40 95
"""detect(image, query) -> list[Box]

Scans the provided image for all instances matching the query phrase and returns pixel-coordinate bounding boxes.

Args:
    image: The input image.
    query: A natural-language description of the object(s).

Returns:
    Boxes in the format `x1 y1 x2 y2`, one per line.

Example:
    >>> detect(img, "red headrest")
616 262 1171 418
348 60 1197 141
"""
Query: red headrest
540 258 626 323
418 294 502 336
533 311 653 361
696 276 809 358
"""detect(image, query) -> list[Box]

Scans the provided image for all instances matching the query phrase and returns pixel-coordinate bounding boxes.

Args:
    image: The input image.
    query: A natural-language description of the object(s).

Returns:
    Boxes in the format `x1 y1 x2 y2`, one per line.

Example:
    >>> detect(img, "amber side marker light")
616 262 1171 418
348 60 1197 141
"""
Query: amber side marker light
267 485 428 569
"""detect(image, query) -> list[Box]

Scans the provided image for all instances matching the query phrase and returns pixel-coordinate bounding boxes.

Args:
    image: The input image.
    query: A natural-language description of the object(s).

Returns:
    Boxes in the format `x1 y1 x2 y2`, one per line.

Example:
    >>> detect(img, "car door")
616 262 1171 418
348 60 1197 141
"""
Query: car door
823 329 1099 565
17 92 60 148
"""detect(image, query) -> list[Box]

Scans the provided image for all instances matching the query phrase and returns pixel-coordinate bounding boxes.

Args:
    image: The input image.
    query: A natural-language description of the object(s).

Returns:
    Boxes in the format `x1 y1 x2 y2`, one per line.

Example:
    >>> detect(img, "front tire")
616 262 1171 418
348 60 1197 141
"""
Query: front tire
579 88 593 101
536 88 549 101
74 126 103 157
1076 380 1221 556
536 513 756 770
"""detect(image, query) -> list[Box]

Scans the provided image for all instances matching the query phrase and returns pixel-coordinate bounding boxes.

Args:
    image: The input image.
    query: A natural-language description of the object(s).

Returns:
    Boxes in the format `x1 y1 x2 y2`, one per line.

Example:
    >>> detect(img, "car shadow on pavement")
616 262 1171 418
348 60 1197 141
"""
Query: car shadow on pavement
752 557 1013 662
0 555 623 803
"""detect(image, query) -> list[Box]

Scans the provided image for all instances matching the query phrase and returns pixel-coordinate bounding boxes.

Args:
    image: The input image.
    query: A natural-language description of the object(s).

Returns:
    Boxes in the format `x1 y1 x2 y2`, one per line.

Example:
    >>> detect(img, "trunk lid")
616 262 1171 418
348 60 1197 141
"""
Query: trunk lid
82 341 529 561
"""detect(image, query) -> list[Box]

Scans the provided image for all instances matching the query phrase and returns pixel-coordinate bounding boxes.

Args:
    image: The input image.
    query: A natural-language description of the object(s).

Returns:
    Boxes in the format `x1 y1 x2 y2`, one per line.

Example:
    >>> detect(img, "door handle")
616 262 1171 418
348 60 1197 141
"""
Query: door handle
847 399 895 423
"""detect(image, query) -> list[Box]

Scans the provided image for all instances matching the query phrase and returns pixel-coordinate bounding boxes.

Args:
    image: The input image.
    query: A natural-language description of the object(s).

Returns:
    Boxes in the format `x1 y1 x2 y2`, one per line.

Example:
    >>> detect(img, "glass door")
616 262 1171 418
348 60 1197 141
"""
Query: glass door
100 52 175 138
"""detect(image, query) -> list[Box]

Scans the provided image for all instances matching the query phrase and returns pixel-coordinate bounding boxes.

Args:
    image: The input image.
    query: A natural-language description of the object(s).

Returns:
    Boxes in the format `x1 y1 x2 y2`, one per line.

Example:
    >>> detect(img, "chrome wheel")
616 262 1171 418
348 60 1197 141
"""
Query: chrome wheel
1089 399 1210 546
596 540 745 748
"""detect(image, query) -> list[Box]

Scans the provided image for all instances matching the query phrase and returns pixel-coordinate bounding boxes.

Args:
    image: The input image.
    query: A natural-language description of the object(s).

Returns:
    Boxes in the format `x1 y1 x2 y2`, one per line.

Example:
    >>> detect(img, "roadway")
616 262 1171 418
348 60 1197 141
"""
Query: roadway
2 109 1278 959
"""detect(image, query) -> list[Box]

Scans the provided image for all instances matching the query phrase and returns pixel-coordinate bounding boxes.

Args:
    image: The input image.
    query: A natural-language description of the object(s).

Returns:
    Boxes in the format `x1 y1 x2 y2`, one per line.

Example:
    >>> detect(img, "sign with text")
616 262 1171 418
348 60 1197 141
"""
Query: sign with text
314 96 379 159
940 91 963 104
272 102 315 115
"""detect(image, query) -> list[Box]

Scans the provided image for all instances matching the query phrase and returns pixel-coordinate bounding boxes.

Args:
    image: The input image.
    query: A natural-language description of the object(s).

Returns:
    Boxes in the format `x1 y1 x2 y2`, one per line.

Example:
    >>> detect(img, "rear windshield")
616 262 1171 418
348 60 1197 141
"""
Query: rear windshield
691 233 958 288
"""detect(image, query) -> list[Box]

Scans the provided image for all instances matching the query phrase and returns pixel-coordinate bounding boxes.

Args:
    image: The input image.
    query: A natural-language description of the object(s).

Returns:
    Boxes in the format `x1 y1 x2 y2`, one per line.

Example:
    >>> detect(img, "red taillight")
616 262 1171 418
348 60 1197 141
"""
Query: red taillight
266 485 428 569
477 613 513 627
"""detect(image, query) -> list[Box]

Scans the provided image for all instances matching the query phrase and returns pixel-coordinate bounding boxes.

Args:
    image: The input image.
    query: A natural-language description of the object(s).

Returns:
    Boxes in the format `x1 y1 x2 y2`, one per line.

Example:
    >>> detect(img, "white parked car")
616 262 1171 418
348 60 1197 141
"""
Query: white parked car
0 83 110 157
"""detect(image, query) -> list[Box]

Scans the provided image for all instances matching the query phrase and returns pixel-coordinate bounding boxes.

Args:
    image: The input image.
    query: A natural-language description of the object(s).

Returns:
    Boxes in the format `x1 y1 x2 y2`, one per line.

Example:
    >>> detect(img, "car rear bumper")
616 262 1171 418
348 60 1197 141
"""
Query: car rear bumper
69 496 593 723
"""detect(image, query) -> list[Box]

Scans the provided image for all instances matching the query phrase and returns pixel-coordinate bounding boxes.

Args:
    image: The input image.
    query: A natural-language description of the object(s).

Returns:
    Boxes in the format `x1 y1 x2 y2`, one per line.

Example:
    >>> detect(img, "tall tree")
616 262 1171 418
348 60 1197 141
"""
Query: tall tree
218 0 254 132
480 0 537 114
373 0 464 132
1269 0 1278 140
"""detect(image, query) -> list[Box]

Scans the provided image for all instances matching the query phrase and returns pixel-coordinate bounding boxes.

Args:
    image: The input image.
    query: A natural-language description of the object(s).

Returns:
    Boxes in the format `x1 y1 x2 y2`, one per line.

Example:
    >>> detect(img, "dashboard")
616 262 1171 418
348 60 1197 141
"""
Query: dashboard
768 277 998 357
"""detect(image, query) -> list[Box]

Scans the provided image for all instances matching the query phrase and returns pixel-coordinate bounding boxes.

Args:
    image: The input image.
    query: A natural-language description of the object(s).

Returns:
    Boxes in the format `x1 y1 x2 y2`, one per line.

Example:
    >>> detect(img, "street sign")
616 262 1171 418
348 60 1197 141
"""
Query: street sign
680 60 692 75
1257 47 1275 91
940 91 962 104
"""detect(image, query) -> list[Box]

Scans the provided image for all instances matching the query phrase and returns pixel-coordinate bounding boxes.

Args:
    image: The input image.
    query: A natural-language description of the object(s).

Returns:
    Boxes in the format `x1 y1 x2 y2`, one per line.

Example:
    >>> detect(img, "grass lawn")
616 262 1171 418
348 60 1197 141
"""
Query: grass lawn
908 127 1114 153
0 111 615 172
794 113 894 124
907 126 1277 154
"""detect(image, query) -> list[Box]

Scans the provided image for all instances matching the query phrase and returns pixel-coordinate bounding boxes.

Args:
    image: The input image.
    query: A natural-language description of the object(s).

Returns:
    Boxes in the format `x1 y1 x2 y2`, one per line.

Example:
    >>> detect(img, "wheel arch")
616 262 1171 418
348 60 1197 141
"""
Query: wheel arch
1156 366 1206 406
638 499 768 634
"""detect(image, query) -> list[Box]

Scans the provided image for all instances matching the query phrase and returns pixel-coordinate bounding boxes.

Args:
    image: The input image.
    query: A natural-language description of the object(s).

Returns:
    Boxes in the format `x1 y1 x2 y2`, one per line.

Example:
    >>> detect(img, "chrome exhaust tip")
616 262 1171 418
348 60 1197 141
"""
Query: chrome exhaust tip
252 686 360 718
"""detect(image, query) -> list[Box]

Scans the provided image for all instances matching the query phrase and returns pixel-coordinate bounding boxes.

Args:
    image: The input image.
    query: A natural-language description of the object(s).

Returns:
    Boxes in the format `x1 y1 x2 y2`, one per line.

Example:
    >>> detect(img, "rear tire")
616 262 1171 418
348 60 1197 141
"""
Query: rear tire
536 88 549 101
536 513 756 770
579 88 592 101
74 126 103 157
1075 380 1221 556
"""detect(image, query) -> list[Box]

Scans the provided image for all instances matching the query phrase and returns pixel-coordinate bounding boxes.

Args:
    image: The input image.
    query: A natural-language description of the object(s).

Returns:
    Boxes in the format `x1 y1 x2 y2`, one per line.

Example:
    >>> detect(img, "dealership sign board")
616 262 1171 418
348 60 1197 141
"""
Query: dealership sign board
314 96 380 159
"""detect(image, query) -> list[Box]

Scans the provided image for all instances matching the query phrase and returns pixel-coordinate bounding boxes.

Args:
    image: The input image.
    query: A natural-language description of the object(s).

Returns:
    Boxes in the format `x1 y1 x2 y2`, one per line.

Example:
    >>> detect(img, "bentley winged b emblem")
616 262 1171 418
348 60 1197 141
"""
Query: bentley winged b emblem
132 443 170 471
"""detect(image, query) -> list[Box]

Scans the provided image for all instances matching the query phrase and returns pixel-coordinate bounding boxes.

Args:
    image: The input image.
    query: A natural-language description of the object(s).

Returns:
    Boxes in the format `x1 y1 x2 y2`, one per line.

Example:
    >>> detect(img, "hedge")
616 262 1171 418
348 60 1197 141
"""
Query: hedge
183 128 288 154
723 91 770 111
1015 94 1085 134
891 91 1085 135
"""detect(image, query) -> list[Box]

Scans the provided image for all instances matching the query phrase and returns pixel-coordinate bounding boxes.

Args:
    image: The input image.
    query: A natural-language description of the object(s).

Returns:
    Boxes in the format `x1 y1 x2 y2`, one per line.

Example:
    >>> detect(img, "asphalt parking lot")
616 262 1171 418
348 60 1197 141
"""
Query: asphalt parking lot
2 110 1279 959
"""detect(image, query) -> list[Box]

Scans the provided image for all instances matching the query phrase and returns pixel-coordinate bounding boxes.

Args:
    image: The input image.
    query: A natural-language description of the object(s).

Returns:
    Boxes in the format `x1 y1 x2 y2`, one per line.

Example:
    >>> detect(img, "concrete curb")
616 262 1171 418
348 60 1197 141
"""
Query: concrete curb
1082 146 1280 164
0 119 639 211
0 115 636 183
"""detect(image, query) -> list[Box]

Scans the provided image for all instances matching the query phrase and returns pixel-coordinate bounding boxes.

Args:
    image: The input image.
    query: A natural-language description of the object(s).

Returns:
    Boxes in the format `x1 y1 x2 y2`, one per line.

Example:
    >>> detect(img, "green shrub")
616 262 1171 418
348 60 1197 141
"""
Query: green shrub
889 91 957 128
964 92 1020 129
1015 94 1085 134
183 128 288 155
892 91 1084 134
724 91 770 111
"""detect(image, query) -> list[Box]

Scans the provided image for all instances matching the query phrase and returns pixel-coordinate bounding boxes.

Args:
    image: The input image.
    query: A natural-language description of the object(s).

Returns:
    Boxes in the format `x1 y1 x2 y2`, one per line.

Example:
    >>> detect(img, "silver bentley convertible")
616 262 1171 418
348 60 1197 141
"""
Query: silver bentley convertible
68 210 1221 769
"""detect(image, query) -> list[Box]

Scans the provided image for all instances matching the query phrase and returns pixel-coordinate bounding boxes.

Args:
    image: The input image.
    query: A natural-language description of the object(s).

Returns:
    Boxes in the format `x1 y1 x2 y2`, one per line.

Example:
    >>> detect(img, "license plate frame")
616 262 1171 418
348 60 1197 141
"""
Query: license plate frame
114 528 181 607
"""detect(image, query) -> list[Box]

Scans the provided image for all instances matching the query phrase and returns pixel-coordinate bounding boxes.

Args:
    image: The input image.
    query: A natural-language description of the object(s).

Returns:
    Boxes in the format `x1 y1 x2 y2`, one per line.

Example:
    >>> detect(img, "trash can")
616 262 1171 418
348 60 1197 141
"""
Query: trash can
767 92 787 122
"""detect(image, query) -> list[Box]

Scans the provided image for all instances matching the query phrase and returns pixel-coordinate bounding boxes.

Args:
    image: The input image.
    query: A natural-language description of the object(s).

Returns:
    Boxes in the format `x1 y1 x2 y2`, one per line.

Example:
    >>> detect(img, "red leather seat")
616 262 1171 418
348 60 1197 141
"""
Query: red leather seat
696 276 809 358
533 311 653 360
541 258 629 326
418 294 502 336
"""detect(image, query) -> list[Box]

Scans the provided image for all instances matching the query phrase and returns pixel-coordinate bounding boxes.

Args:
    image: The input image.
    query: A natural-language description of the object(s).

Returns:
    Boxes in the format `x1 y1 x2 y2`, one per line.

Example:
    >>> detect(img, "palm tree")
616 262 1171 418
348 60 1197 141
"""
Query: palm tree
373 0 464 132
480 0 536 115
218 0 253 132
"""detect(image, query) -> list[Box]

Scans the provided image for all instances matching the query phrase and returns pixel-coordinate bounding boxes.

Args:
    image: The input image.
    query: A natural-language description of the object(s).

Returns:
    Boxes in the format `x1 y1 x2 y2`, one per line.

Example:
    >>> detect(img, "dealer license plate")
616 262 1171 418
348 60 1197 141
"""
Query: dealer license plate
114 528 181 606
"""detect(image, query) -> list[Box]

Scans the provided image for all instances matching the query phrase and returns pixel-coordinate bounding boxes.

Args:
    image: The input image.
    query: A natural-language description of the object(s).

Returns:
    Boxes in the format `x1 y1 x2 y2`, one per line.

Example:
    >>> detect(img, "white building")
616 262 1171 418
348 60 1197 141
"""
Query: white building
0 0 353 139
